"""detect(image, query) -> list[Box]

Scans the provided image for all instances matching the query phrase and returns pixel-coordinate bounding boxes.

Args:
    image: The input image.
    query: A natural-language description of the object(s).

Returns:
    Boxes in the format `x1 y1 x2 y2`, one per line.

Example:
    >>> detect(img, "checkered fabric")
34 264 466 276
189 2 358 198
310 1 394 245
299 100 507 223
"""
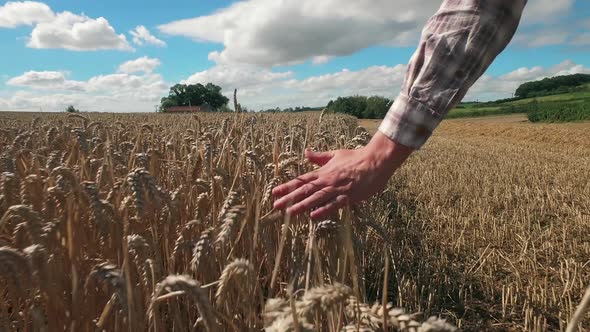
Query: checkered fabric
379 0 527 149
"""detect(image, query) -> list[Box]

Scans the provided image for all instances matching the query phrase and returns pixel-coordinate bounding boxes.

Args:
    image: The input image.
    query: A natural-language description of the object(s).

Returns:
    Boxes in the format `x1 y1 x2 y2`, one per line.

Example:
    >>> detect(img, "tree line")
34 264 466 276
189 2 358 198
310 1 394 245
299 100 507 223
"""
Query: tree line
325 96 392 119
151 73 588 116
515 74 590 99
324 74 590 118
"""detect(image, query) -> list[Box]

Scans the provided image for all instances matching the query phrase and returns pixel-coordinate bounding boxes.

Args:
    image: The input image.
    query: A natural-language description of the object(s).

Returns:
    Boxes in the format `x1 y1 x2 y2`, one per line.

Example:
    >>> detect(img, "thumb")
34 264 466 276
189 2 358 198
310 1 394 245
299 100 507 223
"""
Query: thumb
305 149 335 166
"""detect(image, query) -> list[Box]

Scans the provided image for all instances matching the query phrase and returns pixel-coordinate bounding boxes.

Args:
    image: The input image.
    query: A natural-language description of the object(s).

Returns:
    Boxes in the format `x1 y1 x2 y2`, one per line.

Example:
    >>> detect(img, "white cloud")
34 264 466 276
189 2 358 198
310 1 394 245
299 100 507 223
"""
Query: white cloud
0 1 131 51
184 64 293 99
8 70 167 94
0 90 162 112
465 60 590 101
8 70 65 86
182 63 406 109
570 32 590 46
130 25 166 47
311 55 334 65
159 0 584 66
3 59 169 112
511 0 577 48
285 65 406 96
159 0 439 66
85 73 167 96
182 60 590 110
521 0 574 25
28 11 131 51
513 29 569 47
6 70 85 91
117 56 161 74
0 1 53 28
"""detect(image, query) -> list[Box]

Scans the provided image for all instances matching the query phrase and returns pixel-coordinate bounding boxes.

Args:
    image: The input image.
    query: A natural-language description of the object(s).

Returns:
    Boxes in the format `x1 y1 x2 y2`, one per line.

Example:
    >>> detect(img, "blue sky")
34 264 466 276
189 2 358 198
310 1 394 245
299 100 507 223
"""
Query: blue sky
0 0 589 112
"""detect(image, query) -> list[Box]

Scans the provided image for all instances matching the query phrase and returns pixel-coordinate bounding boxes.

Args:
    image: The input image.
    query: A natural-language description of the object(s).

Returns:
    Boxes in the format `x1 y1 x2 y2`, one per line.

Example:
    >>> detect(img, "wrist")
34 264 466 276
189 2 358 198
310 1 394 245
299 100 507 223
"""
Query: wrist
365 131 413 168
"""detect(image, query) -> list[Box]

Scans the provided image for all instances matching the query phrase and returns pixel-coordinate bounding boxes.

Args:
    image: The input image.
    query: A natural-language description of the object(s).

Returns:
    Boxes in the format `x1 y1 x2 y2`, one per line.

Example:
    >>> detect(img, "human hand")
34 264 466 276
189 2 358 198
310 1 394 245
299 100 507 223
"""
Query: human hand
272 132 413 219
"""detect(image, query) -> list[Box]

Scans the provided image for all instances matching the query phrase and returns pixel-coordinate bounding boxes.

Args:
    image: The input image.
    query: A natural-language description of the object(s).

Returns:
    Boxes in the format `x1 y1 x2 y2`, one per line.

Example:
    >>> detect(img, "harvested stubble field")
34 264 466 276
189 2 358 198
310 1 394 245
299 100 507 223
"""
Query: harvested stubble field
0 111 587 331
360 115 590 331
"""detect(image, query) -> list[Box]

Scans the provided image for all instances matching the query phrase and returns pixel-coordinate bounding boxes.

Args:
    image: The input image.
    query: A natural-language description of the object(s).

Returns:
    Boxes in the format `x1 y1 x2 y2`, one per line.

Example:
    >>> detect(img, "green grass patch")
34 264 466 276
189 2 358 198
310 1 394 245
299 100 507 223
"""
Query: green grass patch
509 89 590 104
526 100 590 122
447 106 520 119
451 84 590 120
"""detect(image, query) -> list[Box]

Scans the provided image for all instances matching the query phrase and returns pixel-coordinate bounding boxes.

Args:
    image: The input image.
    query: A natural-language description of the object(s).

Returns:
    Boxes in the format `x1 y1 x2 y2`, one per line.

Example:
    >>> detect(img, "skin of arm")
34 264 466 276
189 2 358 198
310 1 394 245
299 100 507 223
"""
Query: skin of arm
272 132 413 219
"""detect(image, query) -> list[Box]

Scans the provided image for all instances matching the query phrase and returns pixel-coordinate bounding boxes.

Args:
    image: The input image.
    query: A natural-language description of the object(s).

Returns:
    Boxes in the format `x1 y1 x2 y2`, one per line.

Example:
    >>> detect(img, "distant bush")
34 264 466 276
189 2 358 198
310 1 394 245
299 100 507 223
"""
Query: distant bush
527 100 590 123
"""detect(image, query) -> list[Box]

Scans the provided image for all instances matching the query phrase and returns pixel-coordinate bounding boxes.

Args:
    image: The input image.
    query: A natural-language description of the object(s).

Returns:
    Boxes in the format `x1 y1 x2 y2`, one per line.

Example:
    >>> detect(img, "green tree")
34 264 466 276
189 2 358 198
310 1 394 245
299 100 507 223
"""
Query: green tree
327 96 367 118
158 97 178 112
365 96 391 119
65 105 79 113
160 83 229 112
326 95 392 119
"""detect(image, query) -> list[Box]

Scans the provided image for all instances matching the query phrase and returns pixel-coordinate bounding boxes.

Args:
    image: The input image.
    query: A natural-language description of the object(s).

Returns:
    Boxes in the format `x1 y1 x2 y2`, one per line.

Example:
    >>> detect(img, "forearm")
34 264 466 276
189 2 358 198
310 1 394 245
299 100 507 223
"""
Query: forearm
379 0 527 149
365 131 414 174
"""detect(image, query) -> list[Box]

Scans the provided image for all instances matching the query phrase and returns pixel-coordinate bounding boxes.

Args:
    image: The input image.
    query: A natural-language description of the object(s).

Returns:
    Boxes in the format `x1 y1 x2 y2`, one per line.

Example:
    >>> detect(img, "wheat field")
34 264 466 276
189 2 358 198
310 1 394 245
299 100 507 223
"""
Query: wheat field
0 112 588 331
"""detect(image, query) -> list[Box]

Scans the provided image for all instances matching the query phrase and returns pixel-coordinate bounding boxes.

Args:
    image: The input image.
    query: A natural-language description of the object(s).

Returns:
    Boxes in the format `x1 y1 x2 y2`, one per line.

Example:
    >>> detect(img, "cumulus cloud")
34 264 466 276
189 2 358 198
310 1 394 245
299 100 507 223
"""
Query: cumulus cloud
570 32 590 46
8 70 65 86
284 65 406 96
3 59 168 112
0 1 131 51
520 0 574 25
3 57 589 112
465 60 590 101
130 25 166 47
0 90 162 112
118 56 161 74
8 69 167 94
311 56 334 65
27 11 131 51
184 64 293 99
159 0 439 66
180 60 590 110
159 0 581 66
511 0 578 48
6 70 85 91
182 64 406 109
513 29 569 47
0 1 53 27
158 0 574 66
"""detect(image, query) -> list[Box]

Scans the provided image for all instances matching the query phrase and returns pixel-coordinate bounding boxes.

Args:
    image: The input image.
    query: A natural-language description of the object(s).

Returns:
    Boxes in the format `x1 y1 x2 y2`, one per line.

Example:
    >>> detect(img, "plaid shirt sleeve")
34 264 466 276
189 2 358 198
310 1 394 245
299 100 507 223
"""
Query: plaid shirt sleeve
379 0 527 149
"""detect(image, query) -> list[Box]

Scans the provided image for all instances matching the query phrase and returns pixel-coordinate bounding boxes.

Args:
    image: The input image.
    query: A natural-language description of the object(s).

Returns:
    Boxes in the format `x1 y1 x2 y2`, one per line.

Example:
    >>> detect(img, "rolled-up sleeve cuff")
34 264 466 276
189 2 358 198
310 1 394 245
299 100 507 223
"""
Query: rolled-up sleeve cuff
378 93 443 149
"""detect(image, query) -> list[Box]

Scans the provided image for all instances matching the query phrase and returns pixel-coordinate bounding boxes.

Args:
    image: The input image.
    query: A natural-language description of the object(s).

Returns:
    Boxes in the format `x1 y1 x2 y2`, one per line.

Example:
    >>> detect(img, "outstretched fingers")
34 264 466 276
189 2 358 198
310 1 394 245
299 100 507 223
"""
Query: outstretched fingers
272 172 317 199
286 187 334 216
310 195 349 220
273 180 322 210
